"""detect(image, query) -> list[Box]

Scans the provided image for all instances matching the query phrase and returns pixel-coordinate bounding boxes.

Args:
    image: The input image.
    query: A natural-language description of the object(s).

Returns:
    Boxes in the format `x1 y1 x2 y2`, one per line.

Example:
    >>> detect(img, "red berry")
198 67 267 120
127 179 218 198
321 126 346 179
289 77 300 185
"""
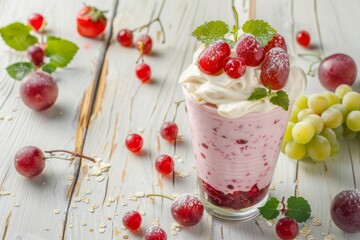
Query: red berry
145 226 167 240
135 34 153 55
117 29 133 47
155 155 174 175
236 35 264 67
296 31 310 48
125 133 143 153
275 217 299 240
160 121 178 141
77 6 107 38
122 210 142 231
224 57 246 79
198 41 231 75
171 194 204 227
260 48 290 90
28 13 46 32
136 63 151 82
264 33 287 55
14 146 45 178
27 45 44 66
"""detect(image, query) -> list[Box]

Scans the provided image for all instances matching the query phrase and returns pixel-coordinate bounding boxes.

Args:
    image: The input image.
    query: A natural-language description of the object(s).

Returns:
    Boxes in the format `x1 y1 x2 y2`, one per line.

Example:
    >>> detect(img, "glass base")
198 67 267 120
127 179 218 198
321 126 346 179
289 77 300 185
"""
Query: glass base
201 193 269 221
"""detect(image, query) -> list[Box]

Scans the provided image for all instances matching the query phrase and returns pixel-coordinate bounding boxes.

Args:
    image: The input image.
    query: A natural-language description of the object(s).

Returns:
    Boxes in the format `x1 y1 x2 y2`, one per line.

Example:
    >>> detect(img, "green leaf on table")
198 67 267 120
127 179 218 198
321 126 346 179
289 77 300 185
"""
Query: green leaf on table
258 197 280 220
45 36 79 68
270 90 289 111
46 35 62 42
285 196 311 223
242 19 276 46
42 62 58 74
191 20 230 46
0 22 38 51
6 62 35 80
248 87 268 101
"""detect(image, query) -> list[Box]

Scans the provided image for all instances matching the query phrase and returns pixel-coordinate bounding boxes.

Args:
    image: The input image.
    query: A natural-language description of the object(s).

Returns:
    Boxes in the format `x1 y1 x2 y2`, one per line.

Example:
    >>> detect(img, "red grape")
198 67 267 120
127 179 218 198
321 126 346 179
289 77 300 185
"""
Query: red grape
135 34 153 55
155 155 174 175
27 45 44 66
236 35 264 67
171 193 204 226
135 63 151 82
14 146 45 178
28 13 46 32
160 121 178 141
20 71 58 111
122 210 142 231
198 41 231 75
296 31 310 48
145 226 167 240
117 29 133 47
318 54 357 91
224 57 246 79
264 33 287 55
125 133 143 153
275 217 299 240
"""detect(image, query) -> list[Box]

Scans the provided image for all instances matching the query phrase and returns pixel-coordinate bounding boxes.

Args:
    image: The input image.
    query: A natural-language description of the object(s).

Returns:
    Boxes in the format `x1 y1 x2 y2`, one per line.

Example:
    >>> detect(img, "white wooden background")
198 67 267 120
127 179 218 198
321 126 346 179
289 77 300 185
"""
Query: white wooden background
0 0 359 239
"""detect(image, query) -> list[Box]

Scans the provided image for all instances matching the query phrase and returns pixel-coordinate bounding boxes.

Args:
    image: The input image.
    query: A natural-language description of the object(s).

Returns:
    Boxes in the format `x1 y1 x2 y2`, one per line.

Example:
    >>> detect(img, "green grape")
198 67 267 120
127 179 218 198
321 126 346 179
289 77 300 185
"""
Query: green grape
335 84 352 99
308 93 329 114
332 125 344 139
307 135 331 161
346 110 360 132
292 121 315 144
320 128 340 156
323 91 340 106
285 141 307 160
289 106 300 123
331 104 349 123
294 95 308 110
303 114 324 134
321 107 343 128
342 91 360 111
343 123 357 140
284 122 295 142
297 108 315 121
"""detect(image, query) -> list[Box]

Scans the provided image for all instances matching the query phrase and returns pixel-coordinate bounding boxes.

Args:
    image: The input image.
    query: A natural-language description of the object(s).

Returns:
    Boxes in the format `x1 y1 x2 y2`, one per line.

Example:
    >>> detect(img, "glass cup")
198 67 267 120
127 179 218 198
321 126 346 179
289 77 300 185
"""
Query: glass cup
183 87 292 221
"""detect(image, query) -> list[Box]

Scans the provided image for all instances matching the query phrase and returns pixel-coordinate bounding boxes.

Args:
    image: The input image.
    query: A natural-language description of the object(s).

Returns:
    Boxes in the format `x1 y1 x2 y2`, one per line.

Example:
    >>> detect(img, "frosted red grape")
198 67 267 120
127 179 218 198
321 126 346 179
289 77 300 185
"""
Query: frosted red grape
135 34 153 55
20 71 58 111
296 31 310 48
117 29 133 47
136 63 151 82
330 189 360 232
14 146 45 178
236 35 264 67
27 45 45 66
145 226 167 240
264 33 287 55
160 121 178 141
224 57 246 79
122 210 142 231
275 217 299 240
198 41 231 75
28 13 46 32
125 133 143 153
260 47 290 90
318 54 357 91
155 155 174 175
171 193 204 227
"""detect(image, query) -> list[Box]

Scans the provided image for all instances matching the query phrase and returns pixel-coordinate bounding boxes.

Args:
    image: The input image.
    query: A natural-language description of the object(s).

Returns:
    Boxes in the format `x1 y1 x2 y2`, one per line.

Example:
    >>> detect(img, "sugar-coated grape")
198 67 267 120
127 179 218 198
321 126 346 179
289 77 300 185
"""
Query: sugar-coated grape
321 107 343 129
330 189 360 233
303 114 324 135
275 217 299 240
122 210 142 231
346 110 360 132
342 91 360 111
294 95 308 110
289 106 300 123
284 122 295 142
27 45 44 66
332 125 344 139
335 84 352 100
297 108 314 121
264 33 287 55
323 91 340 106
308 94 329 114
331 104 349 123
236 35 264 67
307 135 331 161
292 121 315 144
320 128 340 156
117 29 133 47
14 146 45 178
343 123 358 140
285 141 306 160
318 54 357 91
145 226 167 240
198 41 231 75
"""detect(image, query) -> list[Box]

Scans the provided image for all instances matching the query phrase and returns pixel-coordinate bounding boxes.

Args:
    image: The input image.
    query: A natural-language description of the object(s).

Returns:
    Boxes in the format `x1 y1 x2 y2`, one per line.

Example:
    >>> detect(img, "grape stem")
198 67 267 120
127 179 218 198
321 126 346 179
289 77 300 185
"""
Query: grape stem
147 193 174 201
307 60 321 76
44 150 96 162
131 0 167 44
280 196 287 214
298 52 322 59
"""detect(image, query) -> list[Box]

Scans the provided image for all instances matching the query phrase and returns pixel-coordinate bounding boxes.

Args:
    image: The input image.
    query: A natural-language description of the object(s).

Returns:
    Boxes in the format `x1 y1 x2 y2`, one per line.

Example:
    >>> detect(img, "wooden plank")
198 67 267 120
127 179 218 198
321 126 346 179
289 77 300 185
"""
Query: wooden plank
0 0 116 239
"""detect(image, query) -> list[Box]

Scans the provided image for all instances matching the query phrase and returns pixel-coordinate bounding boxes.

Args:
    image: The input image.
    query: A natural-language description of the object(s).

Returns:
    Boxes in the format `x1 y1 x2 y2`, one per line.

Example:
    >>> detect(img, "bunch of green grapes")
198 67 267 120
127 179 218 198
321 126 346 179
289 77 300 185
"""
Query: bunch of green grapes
282 84 360 162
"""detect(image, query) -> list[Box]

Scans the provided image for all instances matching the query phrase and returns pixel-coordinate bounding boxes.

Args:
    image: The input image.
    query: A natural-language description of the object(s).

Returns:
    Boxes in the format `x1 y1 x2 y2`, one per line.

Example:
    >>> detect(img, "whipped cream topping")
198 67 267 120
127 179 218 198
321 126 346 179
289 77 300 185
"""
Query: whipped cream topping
179 45 307 118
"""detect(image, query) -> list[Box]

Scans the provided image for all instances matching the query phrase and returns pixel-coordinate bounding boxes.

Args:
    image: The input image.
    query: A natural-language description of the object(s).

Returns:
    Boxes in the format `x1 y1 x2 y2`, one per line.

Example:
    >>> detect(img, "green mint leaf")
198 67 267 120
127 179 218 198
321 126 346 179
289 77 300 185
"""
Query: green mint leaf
45 36 79 68
248 87 268 101
6 62 35 80
191 21 229 46
269 90 289 111
42 62 58 74
242 19 276 46
258 197 280 220
285 196 311 223
0 22 38 51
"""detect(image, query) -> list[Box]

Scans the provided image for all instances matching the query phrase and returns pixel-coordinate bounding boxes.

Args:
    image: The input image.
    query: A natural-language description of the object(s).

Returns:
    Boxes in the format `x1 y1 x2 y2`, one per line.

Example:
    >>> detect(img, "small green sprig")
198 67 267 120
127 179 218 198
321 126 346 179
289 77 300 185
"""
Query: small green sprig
248 87 289 111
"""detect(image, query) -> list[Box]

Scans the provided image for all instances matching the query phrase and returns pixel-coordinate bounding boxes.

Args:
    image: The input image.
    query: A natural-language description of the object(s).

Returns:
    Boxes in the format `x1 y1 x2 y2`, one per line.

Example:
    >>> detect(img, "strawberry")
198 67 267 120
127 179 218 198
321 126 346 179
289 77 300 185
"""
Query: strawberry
77 5 107 38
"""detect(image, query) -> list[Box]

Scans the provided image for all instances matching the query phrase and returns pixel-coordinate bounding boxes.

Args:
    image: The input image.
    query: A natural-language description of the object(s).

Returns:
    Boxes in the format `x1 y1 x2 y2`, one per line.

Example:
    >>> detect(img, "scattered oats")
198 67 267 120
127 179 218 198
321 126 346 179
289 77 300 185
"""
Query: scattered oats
90 161 111 176
172 192 180 199
88 207 94 213
109 197 115 202
82 197 90 204
11 193 16 197
138 127 145 133
172 230 178 236
269 184 276 190
44 227 50 231
70 203 76 209
5 115 13 121
114 212 119 216
300 224 311 237
278 179 283 183
92 204 99 209
89 228 94 232
324 234 335 240
96 175 105 182
191 163 197 169
151 219 159 226
121 201 128 206
122 234 129 239
69 223 73 228
99 223 106 228
0 116 4 120
104 201 111 207
86 176 90 181
53 209 60 214
174 155 184 163
86 190 92 195
42 182 46 185
12 108 17 112
136 191 145 198
58 111 64 116
312 217 321 226
120 226 126 230
16 95 21 98
13 202 20 207
307 234 314 240
175 171 190 178
0 191 11 196
266 219 275 227
74 196 82 202
107 216 112 220
128 195 138 201
173 155 180 159
66 175 74 180
82 222 87 226
138 210 145 216
194 189 199 195
99 228 105 233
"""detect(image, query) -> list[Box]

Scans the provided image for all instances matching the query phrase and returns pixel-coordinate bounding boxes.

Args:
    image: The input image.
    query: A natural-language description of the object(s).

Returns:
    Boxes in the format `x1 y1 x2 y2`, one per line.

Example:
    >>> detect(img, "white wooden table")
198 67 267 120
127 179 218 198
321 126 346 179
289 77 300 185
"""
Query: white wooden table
0 0 359 239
